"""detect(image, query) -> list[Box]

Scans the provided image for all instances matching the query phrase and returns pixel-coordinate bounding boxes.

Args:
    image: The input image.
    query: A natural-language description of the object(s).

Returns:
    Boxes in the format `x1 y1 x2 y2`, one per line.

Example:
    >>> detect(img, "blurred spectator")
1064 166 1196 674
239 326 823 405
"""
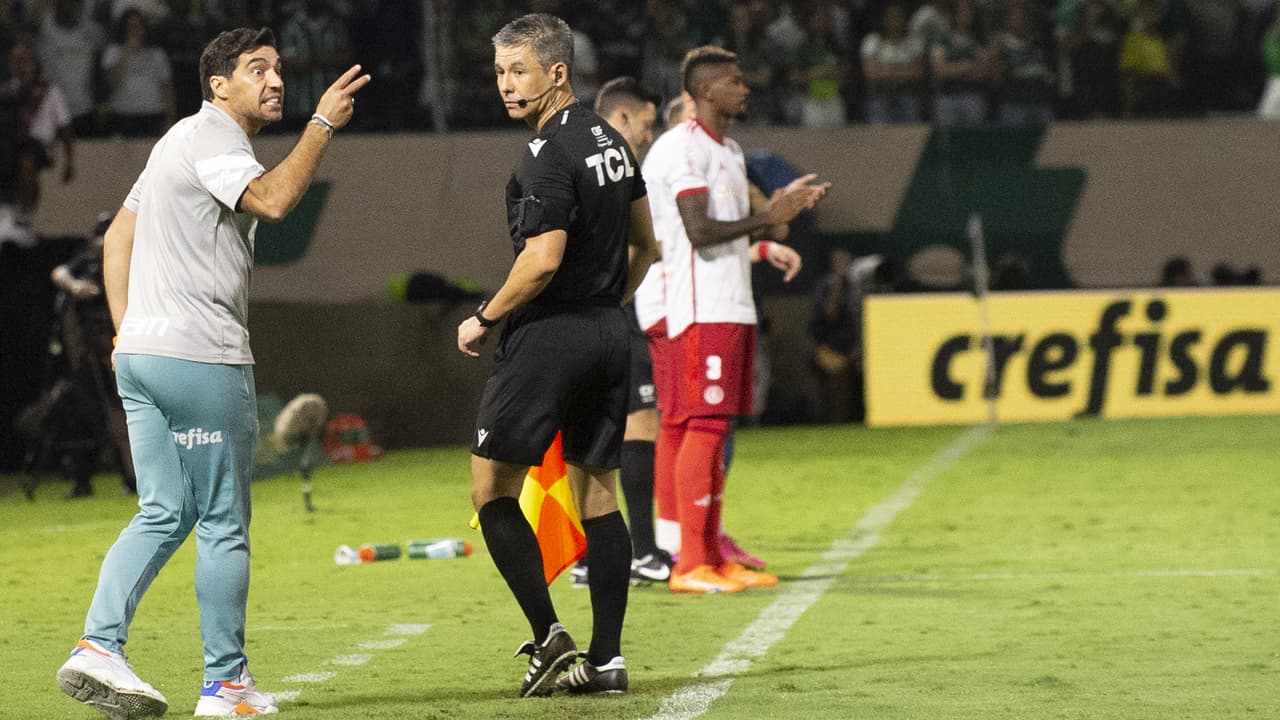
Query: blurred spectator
931 0 992 126
765 0 808 54
993 1 1056 125
101 8 174 136
38 0 107 137
155 0 214 119
46 215 137 497
860 1 926 123
278 0 352 131
108 0 168 23
1184 0 1250 114
1120 0 1183 117
643 0 688 104
0 1 19 79
1159 255 1197 285
910 0 950 49
441 0 509 129
1210 262 1260 285
1258 11 1280 117
725 0 788 124
991 252 1032 289
1055 0 1124 118
808 249 893 423
348 0 427 131
789 1 849 127
582 1 645 81
0 40 74 245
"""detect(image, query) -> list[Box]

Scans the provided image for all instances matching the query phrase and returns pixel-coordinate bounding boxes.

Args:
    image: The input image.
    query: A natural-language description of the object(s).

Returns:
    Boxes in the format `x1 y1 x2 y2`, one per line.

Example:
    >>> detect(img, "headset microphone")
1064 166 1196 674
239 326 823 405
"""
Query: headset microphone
516 83 555 108
515 71 561 108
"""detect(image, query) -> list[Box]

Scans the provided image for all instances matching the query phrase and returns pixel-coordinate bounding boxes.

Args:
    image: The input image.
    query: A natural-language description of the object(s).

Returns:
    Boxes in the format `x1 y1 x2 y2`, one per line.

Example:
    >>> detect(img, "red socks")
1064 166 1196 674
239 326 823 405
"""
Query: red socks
672 416 731 574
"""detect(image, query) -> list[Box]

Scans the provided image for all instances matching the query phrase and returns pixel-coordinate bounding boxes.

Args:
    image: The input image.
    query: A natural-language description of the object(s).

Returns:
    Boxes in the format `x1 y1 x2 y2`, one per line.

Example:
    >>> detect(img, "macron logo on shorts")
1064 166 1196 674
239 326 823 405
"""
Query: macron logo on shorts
173 428 224 450
477 428 490 446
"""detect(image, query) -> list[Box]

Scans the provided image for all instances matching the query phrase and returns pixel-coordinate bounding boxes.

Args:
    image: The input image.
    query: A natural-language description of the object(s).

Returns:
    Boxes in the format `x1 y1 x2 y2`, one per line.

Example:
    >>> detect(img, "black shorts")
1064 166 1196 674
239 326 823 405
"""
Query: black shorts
472 302 629 468
626 303 656 414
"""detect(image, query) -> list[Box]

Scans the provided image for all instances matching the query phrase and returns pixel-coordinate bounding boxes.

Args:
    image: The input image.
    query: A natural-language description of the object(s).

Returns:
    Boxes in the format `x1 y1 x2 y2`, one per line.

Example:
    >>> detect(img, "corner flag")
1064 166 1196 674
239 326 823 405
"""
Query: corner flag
470 432 586 585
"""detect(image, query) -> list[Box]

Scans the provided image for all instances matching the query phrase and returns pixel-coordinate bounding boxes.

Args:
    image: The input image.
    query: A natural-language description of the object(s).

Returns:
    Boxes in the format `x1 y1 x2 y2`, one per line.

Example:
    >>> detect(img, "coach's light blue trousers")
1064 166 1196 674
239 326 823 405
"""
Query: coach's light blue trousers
83 354 258 680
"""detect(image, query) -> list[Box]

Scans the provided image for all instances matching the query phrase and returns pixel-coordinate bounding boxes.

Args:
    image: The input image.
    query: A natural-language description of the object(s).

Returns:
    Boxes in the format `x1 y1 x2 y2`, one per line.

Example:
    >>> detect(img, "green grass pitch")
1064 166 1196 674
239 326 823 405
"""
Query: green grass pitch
3 415 1277 719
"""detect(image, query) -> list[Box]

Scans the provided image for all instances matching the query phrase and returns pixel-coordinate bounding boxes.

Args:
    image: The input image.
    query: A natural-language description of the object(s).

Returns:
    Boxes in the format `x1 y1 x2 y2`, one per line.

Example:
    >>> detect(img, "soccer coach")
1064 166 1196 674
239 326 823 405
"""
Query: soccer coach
456 13 659 698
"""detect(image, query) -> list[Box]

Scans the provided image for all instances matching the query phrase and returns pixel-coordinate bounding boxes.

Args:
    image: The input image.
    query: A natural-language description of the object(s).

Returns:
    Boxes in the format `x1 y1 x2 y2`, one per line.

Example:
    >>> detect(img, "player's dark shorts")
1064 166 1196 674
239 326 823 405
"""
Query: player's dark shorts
626 303 656 414
472 301 629 468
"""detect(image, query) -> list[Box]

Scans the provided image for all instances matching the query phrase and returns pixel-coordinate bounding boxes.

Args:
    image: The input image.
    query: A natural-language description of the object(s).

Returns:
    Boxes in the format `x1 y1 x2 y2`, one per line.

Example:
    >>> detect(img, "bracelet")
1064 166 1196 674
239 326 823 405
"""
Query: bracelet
309 113 335 138
757 241 771 261
474 300 499 328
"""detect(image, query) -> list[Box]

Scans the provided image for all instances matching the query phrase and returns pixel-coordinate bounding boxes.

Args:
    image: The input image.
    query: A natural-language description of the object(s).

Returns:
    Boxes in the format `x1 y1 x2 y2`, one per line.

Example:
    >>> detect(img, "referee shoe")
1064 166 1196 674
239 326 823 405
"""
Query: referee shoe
556 655 628 694
514 622 578 698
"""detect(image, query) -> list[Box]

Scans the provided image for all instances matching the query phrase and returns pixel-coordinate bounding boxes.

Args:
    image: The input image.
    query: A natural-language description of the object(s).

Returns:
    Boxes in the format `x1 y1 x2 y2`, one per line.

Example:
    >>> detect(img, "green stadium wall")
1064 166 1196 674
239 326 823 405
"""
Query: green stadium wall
30 121 1280 446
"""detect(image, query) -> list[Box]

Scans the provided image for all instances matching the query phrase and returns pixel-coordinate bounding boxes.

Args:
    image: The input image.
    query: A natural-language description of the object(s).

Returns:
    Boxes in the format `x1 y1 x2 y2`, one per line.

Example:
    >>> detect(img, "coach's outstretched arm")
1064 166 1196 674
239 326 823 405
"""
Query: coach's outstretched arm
238 65 371 221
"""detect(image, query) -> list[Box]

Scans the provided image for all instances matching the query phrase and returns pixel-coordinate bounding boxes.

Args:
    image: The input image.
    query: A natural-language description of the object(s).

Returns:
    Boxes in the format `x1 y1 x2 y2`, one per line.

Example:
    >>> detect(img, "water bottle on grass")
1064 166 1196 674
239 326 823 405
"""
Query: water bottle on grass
407 538 473 559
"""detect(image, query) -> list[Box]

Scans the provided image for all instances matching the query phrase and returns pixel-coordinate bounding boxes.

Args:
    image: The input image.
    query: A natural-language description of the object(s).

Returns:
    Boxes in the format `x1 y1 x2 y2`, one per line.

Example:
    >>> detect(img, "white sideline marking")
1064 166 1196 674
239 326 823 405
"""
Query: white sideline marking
271 623 430 704
647 424 991 720
386 623 430 636
854 568 1277 584
356 639 406 650
280 671 336 683
250 624 351 632
328 654 373 666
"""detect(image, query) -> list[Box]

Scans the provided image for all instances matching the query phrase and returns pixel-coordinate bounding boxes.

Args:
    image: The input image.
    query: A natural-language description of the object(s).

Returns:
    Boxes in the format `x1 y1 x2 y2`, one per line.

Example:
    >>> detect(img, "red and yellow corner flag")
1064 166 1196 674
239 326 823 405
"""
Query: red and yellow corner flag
469 432 586 585
520 433 586 584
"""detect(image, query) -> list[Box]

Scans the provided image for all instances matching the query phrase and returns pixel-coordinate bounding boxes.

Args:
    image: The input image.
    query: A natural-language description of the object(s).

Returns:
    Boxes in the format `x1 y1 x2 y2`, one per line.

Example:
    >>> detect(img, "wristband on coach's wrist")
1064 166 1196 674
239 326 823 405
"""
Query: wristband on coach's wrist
474 300 499 328
309 113 335 138
757 241 772 261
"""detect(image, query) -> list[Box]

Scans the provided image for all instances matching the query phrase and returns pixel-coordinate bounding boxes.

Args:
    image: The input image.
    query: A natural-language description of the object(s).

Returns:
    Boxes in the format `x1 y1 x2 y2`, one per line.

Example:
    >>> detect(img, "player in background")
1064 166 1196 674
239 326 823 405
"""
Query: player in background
566 76 671 590
647 90 795 576
644 45 830 593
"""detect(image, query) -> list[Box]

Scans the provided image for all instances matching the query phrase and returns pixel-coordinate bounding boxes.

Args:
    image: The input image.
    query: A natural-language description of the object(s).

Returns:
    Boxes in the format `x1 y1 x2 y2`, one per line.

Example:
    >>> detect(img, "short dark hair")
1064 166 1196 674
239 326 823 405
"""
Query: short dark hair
199 27 276 101
492 13 574 73
681 45 737 96
594 76 661 117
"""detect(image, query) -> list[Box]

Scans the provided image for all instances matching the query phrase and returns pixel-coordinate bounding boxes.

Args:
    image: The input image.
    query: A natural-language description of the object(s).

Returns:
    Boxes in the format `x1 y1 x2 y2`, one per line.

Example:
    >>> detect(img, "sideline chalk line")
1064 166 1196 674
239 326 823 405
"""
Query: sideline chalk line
273 623 430 703
646 424 992 720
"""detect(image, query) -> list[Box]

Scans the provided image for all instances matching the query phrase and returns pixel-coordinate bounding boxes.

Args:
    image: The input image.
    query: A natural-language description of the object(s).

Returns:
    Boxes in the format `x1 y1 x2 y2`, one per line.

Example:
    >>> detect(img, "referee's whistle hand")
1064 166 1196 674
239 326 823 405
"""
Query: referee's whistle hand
458 317 487 357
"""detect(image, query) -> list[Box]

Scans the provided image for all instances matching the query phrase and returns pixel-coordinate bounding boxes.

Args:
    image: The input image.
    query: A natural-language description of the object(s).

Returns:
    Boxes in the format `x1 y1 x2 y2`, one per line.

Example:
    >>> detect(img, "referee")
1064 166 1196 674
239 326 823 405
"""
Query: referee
457 13 659 697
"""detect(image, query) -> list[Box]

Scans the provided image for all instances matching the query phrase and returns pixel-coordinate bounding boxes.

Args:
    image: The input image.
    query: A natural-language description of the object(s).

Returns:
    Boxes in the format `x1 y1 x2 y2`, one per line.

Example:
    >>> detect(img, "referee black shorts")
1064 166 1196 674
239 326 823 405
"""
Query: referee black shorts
472 302 630 469
625 303 657 414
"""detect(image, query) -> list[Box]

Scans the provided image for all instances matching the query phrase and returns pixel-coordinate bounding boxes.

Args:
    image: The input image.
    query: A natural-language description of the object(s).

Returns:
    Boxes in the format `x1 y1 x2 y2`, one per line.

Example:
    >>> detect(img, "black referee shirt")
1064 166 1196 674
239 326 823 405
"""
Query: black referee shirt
505 102 647 305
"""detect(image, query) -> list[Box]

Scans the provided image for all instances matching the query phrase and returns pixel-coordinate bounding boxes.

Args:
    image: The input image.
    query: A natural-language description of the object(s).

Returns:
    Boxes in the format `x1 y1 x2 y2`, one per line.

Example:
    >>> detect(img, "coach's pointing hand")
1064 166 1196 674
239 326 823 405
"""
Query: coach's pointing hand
315 65 372 130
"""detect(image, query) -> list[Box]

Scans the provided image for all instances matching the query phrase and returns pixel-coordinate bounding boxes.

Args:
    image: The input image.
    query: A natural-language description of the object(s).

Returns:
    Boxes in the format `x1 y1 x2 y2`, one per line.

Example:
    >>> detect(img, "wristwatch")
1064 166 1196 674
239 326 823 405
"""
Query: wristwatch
474 300 499 328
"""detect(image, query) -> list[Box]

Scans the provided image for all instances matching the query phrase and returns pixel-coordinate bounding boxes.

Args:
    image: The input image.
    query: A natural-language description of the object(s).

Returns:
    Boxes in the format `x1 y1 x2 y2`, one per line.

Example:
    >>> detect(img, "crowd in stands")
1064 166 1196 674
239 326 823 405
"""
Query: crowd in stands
2 0 1279 138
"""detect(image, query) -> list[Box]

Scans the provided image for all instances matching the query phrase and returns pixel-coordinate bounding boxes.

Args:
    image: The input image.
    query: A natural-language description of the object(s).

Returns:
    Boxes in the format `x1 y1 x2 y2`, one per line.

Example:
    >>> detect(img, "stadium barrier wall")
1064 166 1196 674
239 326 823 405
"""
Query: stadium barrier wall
23 122 1280 447
864 288 1280 426
36 120 1280 301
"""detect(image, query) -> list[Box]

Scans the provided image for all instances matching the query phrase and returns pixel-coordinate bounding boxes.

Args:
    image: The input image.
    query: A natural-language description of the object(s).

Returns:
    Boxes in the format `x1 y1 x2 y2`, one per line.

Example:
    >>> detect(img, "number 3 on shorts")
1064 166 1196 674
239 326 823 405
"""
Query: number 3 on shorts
705 355 722 381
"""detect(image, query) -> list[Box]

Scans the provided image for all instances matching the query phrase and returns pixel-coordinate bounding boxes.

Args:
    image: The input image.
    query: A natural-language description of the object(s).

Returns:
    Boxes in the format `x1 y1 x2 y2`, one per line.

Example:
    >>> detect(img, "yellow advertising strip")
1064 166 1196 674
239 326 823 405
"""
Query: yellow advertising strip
865 289 1280 426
